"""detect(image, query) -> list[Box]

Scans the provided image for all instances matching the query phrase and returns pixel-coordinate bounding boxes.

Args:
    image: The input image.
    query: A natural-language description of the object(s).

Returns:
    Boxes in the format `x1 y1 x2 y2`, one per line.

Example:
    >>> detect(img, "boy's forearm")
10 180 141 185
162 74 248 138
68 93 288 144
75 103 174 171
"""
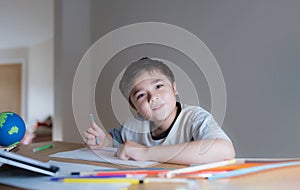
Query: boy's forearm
146 139 235 165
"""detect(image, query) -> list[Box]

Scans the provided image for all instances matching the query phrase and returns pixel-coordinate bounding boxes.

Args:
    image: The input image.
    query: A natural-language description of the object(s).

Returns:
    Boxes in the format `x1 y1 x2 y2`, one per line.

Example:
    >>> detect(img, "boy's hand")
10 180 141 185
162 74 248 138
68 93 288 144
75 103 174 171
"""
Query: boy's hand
116 141 148 161
84 122 107 149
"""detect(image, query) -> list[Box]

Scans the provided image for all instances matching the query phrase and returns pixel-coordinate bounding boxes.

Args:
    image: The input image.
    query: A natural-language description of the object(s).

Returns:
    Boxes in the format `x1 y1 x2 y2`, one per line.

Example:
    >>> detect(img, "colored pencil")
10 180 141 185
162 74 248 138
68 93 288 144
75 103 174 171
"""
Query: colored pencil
62 177 190 184
89 113 99 145
32 144 53 152
174 170 228 178
208 161 300 180
74 169 169 176
92 167 167 172
163 159 236 178
4 143 20 152
142 177 190 184
238 158 300 163
71 167 167 175
184 163 266 173
63 178 141 184
51 174 128 181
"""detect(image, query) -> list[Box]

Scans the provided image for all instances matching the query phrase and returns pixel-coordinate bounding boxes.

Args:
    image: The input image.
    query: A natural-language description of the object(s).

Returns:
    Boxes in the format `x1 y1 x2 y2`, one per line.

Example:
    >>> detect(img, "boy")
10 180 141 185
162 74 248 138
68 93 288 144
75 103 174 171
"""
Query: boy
84 57 235 165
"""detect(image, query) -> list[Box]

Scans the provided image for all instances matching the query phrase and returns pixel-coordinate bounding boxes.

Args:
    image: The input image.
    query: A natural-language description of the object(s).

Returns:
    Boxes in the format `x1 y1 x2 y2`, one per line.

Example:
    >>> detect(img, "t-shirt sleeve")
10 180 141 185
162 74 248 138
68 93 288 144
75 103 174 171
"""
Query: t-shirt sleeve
193 114 231 142
109 126 124 148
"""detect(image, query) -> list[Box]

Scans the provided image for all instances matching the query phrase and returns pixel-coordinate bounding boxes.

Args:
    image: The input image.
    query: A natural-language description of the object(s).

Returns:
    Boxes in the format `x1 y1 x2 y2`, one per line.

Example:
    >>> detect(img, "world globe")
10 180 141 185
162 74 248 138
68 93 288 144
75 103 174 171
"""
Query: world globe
0 112 26 146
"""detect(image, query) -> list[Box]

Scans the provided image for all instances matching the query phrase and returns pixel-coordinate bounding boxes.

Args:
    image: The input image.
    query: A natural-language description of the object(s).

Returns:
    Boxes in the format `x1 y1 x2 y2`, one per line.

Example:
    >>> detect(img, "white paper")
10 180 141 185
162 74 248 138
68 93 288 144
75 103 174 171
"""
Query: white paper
0 160 130 190
50 147 157 167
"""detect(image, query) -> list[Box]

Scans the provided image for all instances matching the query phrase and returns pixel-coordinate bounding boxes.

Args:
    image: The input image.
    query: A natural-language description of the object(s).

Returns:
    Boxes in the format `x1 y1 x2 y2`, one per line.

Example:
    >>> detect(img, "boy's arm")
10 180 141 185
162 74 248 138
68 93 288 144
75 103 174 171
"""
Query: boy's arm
117 139 235 165
148 139 235 164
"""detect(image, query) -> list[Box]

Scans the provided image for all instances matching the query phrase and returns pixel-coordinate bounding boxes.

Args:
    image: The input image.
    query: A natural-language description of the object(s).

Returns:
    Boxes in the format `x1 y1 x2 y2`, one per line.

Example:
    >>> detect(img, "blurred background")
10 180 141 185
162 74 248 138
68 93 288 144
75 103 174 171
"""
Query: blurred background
1 0 300 157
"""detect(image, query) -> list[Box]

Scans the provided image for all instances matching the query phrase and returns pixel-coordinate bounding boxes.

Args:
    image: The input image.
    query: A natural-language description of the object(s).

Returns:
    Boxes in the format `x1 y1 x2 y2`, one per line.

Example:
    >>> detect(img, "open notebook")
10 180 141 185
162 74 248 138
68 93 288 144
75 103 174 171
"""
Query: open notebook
50 147 157 167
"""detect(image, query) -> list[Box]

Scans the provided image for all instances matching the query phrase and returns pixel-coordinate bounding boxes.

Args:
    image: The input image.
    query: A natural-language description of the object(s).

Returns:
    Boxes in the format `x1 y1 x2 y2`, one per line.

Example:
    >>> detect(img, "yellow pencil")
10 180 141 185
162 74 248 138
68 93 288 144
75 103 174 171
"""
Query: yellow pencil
63 177 192 184
63 178 141 184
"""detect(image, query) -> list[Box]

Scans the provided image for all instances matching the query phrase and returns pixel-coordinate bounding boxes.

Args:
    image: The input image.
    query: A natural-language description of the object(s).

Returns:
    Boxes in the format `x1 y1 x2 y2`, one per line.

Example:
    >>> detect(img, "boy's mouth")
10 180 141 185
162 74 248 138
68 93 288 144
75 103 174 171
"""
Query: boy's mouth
151 103 164 111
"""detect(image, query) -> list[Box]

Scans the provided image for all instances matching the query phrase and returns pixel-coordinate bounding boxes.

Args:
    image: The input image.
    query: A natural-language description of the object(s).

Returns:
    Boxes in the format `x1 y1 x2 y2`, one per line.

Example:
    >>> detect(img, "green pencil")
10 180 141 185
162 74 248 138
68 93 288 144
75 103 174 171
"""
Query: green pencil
33 144 53 152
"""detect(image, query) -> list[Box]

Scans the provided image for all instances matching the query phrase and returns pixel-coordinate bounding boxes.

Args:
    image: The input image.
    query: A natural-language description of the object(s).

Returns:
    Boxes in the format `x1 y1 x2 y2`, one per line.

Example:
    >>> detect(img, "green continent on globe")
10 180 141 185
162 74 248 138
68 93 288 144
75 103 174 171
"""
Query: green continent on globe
0 112 13 128
8 126 19 135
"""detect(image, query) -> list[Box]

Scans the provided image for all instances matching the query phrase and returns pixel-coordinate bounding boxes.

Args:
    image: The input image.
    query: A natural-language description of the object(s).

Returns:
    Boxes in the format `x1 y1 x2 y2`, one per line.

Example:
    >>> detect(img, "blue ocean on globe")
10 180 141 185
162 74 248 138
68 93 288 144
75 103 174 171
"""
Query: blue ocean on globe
0 112 26 146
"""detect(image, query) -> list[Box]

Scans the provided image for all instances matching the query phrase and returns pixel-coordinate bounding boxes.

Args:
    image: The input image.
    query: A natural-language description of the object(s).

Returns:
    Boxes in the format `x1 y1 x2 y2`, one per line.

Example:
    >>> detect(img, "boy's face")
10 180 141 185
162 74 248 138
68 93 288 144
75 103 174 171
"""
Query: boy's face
129 70 178 126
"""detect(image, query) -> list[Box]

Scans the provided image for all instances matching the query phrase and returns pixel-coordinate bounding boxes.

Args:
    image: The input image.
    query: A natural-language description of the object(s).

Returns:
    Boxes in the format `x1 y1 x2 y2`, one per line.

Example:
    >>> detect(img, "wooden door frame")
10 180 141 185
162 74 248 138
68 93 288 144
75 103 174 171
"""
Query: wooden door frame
0 58 27 121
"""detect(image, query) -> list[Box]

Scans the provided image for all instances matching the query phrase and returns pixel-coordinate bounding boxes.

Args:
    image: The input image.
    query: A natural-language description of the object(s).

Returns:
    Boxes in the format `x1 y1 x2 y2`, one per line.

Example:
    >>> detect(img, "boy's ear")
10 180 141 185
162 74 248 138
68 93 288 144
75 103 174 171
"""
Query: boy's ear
173 82 179 95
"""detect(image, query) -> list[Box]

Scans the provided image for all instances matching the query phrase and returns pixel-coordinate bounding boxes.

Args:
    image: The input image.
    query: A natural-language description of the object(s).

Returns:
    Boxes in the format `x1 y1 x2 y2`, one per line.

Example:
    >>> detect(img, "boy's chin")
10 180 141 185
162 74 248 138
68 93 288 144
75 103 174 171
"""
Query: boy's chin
150 118 166 125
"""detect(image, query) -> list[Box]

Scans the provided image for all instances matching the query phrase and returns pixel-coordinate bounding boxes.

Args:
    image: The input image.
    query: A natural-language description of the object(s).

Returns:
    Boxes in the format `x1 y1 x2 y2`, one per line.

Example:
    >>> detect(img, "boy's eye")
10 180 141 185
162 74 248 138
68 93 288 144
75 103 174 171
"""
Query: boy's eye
156 84 164 89
136 93 145 100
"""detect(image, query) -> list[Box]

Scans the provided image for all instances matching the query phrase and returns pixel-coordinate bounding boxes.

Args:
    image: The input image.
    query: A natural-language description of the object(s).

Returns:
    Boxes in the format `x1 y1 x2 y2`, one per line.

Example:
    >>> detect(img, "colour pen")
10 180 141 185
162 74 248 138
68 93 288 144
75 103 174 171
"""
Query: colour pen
89 113 99 145
94 167 167 171
32 144 53 152
62 177 190 184
208 161 300 180
51 174 130 181
71 167 167 175
4 143 20 152
163 159 236 178
63 178 141 184
72 169 170 176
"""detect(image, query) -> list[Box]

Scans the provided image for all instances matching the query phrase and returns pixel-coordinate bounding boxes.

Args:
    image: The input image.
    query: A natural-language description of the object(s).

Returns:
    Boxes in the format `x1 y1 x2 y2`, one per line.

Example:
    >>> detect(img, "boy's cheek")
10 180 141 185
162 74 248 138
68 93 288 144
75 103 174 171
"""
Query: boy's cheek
139 107 152 120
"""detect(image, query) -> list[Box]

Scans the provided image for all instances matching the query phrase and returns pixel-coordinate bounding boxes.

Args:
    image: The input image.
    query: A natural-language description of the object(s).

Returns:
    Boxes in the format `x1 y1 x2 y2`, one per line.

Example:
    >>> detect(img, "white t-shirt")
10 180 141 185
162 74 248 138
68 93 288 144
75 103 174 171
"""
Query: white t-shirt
109 103 231 147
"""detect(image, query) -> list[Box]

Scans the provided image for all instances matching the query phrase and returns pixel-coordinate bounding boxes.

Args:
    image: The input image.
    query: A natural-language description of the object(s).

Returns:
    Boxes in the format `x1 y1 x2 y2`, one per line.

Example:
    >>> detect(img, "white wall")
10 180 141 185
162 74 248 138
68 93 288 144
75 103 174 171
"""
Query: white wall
0 48 28 59
0 0 54 128
0 48 28 119
54 0 91 142
55 0 300 158
0 40 54 127
27 39 54 125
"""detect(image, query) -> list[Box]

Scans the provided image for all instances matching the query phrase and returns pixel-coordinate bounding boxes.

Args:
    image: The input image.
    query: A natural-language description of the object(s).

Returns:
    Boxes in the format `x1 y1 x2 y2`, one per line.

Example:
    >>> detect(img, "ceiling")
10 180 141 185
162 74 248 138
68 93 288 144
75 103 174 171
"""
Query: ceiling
0 0 53 49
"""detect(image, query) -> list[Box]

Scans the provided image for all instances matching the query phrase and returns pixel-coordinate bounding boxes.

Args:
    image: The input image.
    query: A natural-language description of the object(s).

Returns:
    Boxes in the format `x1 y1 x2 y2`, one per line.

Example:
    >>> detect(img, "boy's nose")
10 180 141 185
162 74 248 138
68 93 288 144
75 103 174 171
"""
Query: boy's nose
148 93 159 102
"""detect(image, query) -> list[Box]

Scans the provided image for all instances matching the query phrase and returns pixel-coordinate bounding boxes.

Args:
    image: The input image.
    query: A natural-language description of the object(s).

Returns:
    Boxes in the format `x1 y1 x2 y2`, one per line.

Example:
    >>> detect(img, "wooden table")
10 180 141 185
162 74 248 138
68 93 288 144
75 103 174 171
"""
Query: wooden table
1 141 300 190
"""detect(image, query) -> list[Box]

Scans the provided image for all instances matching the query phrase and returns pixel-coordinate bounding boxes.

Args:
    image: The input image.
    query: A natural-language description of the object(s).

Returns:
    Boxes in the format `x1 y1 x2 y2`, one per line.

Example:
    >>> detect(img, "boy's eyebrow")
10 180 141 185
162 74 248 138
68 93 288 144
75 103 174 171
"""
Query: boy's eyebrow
132 89 141 97
152 79 163 84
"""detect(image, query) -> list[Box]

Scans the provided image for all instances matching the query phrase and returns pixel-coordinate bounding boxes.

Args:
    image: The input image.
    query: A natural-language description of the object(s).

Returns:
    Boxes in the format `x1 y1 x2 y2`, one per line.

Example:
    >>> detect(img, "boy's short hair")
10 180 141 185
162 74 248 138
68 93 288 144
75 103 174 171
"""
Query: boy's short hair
119 57 175 100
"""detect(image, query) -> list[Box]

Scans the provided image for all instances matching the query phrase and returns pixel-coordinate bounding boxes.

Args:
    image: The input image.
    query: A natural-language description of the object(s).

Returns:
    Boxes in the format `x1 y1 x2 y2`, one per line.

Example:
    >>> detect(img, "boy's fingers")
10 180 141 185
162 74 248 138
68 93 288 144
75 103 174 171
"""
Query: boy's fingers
83 131 90 140
87 124 103 135
84 131 97 143
85 135 99 146
91 122 104 133
84 131 93 139
84 122 107 147
84 132 94 141
86 127 97 136
117 145 132 160
117 148 125 160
